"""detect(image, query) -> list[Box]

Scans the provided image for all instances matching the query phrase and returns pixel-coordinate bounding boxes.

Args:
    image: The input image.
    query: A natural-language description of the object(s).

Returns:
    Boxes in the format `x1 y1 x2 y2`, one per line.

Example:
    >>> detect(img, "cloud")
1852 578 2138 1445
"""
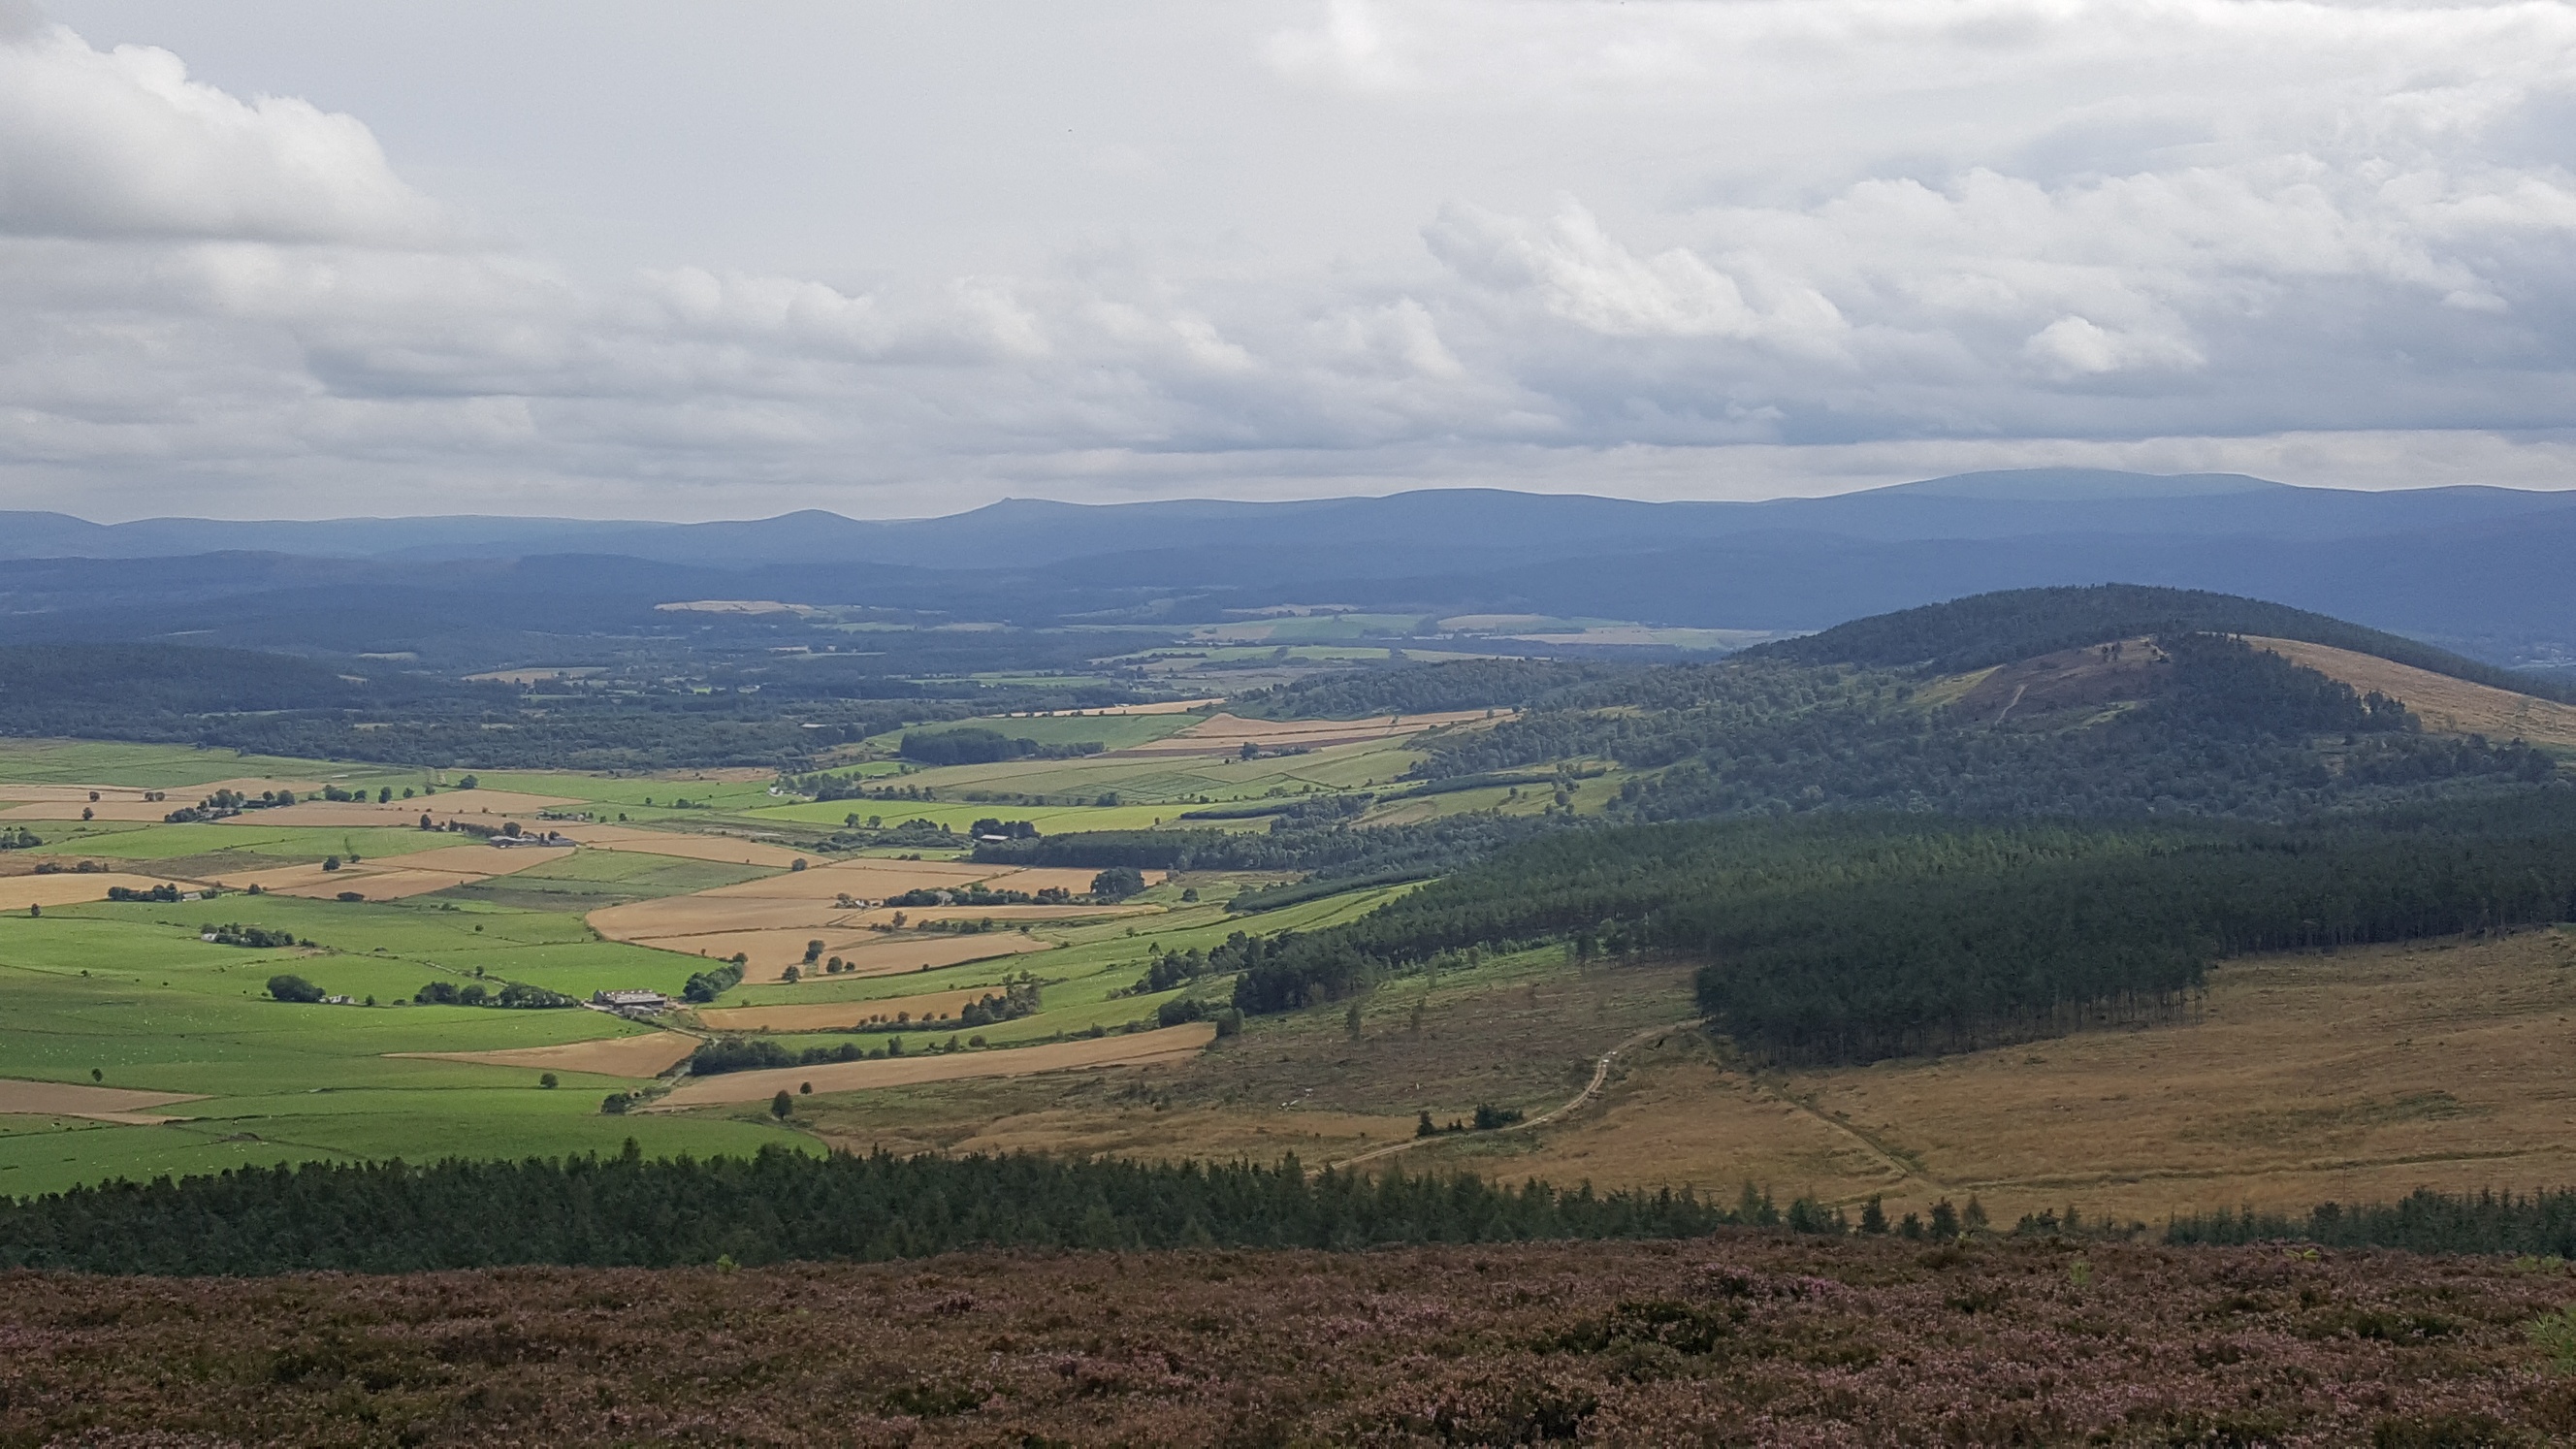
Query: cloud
0 23 445 244
0 3 2574 517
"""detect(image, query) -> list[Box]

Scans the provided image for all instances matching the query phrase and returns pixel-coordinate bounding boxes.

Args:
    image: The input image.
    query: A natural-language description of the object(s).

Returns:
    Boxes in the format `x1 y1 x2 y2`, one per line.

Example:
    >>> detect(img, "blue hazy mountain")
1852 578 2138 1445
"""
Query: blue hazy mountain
2 469 2572 667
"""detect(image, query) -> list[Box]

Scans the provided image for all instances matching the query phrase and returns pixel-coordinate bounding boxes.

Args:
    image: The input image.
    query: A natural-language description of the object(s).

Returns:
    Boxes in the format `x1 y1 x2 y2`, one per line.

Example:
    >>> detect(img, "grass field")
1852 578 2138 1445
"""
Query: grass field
0 731 1430 1195
0 740 405 789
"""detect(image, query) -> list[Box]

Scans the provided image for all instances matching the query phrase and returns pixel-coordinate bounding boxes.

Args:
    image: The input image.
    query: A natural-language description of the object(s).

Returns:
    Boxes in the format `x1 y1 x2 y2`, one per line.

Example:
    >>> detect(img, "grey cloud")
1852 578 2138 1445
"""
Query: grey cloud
2 1 2575 516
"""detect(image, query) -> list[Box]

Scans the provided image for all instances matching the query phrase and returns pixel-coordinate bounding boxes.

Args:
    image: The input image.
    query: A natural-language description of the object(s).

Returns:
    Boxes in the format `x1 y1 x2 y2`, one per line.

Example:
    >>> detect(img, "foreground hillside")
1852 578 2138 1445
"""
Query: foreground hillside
6 1238 2573 1445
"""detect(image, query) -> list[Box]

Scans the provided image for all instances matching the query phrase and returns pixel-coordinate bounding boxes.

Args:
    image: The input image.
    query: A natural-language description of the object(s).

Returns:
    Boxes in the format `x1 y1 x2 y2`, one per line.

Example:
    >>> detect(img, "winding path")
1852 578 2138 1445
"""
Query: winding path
1328 1017 1705 1170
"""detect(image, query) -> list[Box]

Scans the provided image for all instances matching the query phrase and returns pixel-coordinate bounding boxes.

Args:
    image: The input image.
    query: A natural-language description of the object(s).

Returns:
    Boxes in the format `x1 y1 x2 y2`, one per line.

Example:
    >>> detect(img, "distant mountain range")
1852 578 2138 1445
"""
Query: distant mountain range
4 468 2572 669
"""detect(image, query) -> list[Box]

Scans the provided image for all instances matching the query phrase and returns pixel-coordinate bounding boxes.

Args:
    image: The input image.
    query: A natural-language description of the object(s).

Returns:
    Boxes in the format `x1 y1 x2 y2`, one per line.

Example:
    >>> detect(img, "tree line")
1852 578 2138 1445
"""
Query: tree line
0 1146 1735 1274
2166 1187 2576 1257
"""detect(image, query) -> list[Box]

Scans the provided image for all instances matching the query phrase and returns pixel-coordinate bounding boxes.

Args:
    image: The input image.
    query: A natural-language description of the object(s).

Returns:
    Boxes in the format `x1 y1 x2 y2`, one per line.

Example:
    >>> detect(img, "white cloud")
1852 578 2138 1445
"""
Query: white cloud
0 22 444 244
0 1 2574 517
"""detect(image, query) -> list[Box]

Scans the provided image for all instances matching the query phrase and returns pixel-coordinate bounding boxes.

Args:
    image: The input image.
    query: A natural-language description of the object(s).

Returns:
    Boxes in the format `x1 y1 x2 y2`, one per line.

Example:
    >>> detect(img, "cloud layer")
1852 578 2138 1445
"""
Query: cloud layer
4 1 2575 517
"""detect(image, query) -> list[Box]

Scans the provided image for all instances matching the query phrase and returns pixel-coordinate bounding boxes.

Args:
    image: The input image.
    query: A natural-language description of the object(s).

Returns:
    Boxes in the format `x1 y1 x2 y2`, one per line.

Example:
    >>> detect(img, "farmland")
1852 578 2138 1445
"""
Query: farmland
0 704 1466 1196
10 581 2576 1252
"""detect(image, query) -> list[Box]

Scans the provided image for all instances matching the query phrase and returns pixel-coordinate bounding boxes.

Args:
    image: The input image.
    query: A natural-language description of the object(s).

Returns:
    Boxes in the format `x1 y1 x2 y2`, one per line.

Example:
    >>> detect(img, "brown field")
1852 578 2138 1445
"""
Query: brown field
0 1078 207 1125
7 1240 2568 1446
586 858 1151 950
0 871 210 910
2247 635 2576 748
0 777 318 805
387 1033 697 1079
546 824 810 867
695 985 1014 1033
1116 709 1499 755
894 903 1160 925
692 857 995 899
985 865 1164 895
630 927 1053 982
0 797 188 821
220 843 559 900
652 1022 1218 1107
1403 929 2576 1226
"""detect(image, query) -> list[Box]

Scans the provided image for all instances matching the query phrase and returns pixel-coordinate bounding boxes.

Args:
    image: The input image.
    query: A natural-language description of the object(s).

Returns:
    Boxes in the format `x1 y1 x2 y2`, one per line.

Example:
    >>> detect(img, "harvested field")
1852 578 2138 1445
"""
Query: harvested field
695 986 1013 1033
984 865 1165 895
0 1079 207 1125
654 1022 1216 1106
0 871 208 910
387 1033 697 1079
584 858 1117 949
547 825 809 867
4 1239 2569 1444
897 903 1159 924
221 844 559 900
629 929 1051 982
708 857 995 897
587 895 857 940
2247 635 2576 748
0 798 186 821
0 777 320 805
1429 929 2576 1226
1118 709 1498 755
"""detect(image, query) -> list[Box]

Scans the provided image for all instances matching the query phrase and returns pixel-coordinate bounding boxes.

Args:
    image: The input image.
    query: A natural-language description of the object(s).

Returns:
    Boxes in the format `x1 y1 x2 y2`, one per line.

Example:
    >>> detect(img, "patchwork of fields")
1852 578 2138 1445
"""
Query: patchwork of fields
0 707 1468 1196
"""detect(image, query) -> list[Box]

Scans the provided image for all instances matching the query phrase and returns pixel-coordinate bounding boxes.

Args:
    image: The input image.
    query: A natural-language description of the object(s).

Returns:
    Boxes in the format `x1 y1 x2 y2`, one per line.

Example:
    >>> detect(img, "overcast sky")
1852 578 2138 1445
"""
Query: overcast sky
5 0 2576 520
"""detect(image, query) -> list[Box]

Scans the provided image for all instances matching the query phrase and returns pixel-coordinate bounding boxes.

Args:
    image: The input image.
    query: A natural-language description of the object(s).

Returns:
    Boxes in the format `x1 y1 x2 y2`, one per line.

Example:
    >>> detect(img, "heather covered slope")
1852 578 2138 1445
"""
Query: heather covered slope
3 1237 2572 1445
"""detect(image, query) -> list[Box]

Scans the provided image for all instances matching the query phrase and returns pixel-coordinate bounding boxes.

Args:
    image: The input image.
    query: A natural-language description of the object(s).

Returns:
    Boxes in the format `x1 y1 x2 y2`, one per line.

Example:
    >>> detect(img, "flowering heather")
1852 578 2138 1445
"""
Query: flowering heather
5 1234 2574 1445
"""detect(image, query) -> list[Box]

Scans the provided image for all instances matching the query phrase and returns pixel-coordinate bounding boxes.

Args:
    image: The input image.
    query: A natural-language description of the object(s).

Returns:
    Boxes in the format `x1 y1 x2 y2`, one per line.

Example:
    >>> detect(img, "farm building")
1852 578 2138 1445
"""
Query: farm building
592 989 668 1015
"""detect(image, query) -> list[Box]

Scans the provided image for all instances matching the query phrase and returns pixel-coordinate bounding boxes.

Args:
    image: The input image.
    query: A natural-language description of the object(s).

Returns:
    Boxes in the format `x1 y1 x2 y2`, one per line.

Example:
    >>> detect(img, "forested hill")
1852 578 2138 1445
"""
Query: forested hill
1746 584 2574 700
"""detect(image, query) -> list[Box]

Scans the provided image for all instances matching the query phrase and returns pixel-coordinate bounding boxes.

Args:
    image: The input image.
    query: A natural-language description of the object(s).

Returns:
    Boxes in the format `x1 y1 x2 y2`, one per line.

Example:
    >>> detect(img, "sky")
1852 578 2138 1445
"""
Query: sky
4 0 2576 521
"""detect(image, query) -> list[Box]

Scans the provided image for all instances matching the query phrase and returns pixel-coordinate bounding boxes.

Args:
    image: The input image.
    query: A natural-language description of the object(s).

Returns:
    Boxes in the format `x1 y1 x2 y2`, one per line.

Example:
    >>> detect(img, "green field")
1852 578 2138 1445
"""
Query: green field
0 739 409 789
0 726 1435 1195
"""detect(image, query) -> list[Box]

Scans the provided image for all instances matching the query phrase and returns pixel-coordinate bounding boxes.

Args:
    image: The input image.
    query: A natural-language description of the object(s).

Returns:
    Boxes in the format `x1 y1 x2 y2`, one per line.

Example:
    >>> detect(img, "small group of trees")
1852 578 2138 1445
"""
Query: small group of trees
1414 1105 1525 1137
414 981 574 1009
682 957 747 1003
202 922 297 949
